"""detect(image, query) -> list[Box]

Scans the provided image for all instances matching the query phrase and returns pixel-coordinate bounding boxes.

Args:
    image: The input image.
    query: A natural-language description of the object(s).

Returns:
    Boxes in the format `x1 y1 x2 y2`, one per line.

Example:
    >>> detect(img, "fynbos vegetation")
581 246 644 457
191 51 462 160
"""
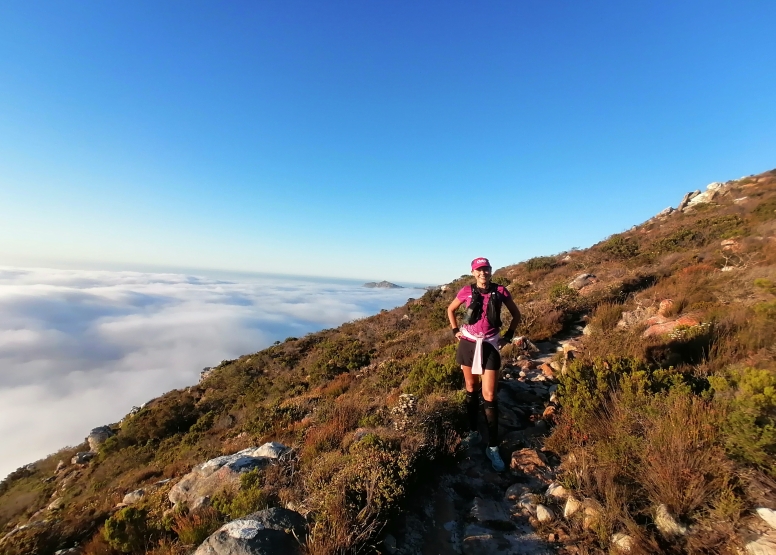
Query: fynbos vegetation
1 169 776 554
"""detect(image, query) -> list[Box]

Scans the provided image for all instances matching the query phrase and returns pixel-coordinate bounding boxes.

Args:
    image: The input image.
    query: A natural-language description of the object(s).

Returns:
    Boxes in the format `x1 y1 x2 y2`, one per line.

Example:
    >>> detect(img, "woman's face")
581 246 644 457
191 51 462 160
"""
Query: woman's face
472 266 492 287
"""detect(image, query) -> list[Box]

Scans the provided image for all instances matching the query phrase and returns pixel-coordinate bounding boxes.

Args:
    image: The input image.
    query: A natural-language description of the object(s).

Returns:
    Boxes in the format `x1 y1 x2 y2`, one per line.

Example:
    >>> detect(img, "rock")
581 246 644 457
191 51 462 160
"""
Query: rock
517 359 535 371
253 442 290 459
194 519 302 555
654 504 687 537
516 493 537 516
498 406 525 430
71 451 95 465
122 489 145 505
758 508 776 530
539 363 554 379
657 299 674 317
546 483 569 499
583 502 602 529
678 190 700 212
510 448 549 476
686 182 729 208
48 498 64 511
471 497 511 526
642 315 701 338
617 306 656 329
611 532 634 552
87 426 114 452
564 497 582 518
505 483 531 502
656 206 674 218
536 504 554 523
746 533 776 555
54 549 82 555
169 445 287 508
568 273 596 290
383 533 397 554
55 460 66 473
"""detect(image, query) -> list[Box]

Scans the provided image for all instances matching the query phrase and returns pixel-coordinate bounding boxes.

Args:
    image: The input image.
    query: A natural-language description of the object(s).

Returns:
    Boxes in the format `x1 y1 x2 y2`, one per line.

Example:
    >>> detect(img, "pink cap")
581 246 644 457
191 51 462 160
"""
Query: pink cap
471 257 491 271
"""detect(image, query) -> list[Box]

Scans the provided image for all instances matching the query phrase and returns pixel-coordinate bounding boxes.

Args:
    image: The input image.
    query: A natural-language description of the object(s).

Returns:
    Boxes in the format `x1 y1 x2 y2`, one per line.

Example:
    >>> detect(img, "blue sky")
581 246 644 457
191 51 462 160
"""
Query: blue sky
0 1 774 284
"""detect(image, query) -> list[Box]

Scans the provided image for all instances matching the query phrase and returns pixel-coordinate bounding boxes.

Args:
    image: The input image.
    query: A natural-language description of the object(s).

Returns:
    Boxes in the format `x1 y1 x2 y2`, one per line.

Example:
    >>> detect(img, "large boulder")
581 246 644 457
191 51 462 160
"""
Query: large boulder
71 451 95 465
642 315 701 338
88 426 114 452
169 444 289 508
568 273 596 290
193 507 306 555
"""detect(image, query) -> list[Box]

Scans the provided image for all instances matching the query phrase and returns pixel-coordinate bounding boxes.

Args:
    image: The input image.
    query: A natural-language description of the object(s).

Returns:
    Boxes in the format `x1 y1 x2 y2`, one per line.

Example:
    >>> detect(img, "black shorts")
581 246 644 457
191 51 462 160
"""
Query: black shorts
455 339 501 371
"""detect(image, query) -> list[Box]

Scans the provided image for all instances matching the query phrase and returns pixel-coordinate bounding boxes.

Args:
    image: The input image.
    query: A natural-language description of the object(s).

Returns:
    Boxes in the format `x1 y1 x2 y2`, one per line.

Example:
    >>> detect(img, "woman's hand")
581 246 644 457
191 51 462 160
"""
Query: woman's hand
454 331 463 341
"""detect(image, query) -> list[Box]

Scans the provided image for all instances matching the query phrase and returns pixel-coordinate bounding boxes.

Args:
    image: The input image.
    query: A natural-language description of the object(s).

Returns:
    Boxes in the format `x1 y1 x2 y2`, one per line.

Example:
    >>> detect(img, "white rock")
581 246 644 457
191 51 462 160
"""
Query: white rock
654 504 687 536
87 426 114 452
583 503 601 529
657 206 674 217
757 508 776 530
122 489 145 505
746 533 776 555
546 483 569 499
564 496 582 518
611 532 634 552
48 498 64 511
536 504 554 522
517 493 537 515
252 442 290 459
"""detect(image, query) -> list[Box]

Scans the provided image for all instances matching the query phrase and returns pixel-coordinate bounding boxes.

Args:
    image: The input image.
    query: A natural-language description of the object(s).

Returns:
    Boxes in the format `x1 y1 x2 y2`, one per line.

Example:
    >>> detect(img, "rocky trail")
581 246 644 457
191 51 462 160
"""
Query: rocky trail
384 329 588 555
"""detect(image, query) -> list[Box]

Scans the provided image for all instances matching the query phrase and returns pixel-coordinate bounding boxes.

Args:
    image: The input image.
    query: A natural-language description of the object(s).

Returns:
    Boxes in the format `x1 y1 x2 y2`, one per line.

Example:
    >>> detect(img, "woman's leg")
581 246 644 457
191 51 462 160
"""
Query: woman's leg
461 365 481 432
481 369 499 447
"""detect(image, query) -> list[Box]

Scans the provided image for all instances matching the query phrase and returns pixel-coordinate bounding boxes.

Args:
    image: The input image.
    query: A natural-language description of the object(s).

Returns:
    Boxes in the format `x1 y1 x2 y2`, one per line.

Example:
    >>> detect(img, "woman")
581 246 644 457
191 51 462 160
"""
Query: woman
446 257 521 471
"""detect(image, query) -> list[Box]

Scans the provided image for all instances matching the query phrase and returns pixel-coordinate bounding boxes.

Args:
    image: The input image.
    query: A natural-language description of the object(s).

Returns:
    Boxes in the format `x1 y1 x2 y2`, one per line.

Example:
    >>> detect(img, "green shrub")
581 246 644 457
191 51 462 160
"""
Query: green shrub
310 337 371 382
524 256 556 272
711 366 776 475
652 215 745 253
601 235 639 259
751 198 776 222
211 469 268 519
754 278 776 295
104 507 152 554
406 345 461 395
754 301 776 320
548 283 580 309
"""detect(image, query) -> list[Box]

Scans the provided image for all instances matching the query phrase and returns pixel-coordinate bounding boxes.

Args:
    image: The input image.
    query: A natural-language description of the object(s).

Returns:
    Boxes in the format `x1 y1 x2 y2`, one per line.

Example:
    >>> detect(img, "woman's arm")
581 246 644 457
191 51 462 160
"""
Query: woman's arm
502 296 521 342
447 297 464 341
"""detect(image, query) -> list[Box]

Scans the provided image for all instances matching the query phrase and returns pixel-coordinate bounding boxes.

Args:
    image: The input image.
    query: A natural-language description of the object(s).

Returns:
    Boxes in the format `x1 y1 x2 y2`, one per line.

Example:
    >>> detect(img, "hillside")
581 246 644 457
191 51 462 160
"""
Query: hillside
2 169 776 555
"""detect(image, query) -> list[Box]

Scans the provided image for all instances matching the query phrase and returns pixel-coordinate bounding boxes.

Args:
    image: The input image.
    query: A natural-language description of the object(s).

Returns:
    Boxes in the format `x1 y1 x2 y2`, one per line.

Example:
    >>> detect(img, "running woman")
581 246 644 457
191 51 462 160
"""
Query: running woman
446 257 521 471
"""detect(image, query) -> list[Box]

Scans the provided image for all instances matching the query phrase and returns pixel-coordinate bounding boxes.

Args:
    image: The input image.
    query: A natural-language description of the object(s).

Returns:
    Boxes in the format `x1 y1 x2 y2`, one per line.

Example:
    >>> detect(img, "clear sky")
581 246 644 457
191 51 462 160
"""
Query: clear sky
0 1 774 284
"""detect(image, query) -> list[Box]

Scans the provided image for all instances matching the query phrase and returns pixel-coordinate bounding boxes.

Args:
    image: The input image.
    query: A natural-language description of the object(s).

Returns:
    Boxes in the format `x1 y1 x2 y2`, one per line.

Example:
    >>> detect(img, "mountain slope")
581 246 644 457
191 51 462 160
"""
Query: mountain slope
1 168 775 555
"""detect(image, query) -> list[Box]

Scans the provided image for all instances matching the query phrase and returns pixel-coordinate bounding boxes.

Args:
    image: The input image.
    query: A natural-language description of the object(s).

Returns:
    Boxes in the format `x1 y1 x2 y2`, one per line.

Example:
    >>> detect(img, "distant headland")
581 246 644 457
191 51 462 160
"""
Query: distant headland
363 280 403 289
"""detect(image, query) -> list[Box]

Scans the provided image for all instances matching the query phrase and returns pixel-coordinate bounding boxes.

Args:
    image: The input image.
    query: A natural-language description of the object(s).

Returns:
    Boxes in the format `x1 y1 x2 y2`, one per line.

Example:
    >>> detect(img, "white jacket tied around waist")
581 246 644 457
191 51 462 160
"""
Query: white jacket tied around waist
461 328 501 375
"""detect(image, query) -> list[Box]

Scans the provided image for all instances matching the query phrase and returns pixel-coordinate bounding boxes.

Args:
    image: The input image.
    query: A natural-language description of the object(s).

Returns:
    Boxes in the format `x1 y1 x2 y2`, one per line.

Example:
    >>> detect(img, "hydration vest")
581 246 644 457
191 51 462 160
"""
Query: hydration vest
462 283 503 329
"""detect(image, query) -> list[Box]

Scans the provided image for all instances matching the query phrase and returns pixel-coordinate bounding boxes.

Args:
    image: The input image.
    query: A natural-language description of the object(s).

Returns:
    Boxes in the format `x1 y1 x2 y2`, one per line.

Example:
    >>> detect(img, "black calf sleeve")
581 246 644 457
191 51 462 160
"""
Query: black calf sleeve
465 389 481 432
483 398 499 447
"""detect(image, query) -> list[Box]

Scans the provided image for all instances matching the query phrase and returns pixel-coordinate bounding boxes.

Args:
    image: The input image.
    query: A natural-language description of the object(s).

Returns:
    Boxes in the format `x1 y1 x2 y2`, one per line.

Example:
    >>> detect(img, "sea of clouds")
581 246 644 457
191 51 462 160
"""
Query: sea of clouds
0 266 416 479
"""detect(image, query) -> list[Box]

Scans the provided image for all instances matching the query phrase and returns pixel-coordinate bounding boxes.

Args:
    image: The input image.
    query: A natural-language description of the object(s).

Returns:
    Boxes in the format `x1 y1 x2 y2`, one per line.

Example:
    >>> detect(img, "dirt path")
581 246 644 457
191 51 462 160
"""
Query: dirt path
387 332 583 555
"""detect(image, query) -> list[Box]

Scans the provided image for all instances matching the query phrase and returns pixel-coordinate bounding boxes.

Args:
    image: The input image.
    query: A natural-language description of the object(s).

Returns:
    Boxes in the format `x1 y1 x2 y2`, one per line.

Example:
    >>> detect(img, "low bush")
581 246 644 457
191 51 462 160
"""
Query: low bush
309 337 371 383
171 507 222 546
601 235 640 260
524 256 556 272
406 345 460 395
103 507 154 554
710 366 776 475
211 469 269 519
590 302 624 331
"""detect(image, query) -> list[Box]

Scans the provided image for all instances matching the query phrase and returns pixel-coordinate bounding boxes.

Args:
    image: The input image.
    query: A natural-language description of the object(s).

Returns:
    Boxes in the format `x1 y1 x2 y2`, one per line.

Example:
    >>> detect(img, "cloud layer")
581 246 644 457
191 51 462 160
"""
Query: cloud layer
0 266 413 478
